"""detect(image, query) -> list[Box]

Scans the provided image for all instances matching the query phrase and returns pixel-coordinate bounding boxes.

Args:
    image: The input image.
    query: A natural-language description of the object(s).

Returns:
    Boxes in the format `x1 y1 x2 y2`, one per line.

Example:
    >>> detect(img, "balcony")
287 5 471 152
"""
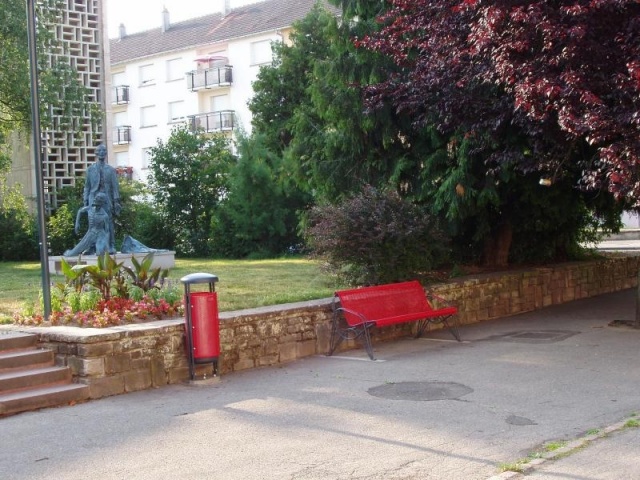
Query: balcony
187 66 233 91
113 85 130 105
188 111 235 133
113 126 131 145
115 166 133 181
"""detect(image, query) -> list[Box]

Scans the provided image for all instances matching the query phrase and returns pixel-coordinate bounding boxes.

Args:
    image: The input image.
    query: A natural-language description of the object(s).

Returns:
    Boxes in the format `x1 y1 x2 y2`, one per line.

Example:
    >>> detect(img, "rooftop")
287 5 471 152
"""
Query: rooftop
110 0 340 65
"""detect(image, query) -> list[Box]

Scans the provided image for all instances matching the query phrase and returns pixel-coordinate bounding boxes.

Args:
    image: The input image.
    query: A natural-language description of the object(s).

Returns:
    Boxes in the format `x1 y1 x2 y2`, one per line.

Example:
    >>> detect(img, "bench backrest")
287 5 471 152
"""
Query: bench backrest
335 281 432 324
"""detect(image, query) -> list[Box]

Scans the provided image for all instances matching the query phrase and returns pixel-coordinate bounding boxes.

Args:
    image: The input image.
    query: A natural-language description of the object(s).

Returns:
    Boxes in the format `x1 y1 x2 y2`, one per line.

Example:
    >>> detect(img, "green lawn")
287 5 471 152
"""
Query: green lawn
0 258 344 321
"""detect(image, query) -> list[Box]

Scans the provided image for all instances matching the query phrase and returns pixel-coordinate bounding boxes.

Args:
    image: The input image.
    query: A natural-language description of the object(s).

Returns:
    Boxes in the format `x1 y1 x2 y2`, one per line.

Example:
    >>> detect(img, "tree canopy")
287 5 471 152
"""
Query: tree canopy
0 0 97 137
250 3 421 201
148 126 235 257
358 0 640 206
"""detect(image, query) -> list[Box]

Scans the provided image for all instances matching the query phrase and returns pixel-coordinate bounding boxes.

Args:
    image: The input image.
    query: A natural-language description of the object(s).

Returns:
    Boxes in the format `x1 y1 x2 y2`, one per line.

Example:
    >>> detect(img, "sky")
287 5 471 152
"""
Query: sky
106 0 253 39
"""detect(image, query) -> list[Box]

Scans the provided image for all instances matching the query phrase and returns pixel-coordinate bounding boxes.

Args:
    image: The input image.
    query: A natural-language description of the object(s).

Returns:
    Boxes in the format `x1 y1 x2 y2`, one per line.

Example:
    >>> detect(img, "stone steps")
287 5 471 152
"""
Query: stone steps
0 332 89 417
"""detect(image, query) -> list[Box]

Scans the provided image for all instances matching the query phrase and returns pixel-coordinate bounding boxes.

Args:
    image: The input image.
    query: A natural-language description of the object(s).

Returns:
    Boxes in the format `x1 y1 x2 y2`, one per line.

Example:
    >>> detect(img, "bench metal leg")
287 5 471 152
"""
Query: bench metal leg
445 316 462 342
415 315 461 342
328 319 377 360
361 324 376 360
327 314 344 356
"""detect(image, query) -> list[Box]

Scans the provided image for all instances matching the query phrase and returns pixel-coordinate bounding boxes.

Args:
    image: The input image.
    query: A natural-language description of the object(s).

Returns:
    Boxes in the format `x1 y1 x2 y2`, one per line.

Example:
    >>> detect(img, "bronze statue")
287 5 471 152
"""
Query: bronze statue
83 143 121 254
63 192 111 256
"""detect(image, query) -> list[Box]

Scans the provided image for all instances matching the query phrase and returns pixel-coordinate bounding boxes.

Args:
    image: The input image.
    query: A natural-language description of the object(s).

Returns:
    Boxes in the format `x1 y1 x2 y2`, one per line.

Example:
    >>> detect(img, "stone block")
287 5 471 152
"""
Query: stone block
77 342 113 357
84 375 125 399
68 356 105 377
131 357 151 371
57 343 78 355
124 370 152 392
297 340 316 358
150 356 167 387
278 342 298 363
164 353 189 369
104 353 131 374
168 366 190 384
258 354 279 367
233 356 255 372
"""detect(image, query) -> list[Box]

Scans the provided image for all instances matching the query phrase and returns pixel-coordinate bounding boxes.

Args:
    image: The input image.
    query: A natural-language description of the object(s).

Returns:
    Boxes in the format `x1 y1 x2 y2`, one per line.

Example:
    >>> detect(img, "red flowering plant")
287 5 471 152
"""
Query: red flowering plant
15 253 184 328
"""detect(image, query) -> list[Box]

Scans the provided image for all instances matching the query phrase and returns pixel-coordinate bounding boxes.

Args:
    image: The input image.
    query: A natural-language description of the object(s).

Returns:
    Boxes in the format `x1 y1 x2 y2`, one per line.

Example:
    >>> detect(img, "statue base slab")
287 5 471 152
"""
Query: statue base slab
49 251 176 275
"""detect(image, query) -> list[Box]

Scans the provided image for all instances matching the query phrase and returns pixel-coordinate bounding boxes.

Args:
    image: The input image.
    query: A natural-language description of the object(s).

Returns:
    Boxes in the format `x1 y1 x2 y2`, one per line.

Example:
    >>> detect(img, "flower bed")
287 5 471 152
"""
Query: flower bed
14 252 182 328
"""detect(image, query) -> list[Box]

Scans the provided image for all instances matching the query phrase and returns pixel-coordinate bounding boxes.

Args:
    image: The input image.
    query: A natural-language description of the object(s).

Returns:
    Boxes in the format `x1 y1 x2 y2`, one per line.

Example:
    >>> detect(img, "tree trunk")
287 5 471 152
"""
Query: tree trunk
483 222 513 268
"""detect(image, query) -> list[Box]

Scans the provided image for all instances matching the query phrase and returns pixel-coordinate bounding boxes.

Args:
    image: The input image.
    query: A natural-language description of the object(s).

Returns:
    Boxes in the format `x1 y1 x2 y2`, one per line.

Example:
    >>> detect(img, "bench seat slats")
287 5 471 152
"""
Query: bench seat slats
329 280 460 360
372 307 458 328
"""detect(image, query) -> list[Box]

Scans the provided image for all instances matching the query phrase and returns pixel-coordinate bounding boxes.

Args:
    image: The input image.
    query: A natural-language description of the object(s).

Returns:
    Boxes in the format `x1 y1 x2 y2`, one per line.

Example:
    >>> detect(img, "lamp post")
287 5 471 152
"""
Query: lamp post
26 0 52 319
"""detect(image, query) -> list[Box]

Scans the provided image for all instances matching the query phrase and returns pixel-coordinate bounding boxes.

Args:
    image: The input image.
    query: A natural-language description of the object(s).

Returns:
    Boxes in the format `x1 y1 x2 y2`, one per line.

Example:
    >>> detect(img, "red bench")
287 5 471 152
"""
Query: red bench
328 280 461 360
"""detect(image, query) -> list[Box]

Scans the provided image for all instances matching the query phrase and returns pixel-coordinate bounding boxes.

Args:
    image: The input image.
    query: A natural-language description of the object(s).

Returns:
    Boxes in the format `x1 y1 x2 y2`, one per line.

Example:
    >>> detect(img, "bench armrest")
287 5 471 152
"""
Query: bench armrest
426 292 454 309
334 306 373 327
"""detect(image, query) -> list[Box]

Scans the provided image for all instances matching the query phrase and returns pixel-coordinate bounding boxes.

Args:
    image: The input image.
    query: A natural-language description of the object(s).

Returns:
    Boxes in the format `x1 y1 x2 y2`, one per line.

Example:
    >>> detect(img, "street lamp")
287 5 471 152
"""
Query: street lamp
26 0 52 319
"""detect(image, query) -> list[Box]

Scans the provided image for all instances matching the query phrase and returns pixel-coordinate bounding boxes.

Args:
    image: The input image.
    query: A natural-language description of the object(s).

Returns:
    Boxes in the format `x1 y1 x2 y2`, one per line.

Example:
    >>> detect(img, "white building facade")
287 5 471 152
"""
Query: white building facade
108 0 337 182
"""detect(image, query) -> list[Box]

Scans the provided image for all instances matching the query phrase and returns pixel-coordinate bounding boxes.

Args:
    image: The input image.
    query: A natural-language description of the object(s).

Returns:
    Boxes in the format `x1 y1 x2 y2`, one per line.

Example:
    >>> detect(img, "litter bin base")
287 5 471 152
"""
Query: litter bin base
186 376 221 386
193 356 218 364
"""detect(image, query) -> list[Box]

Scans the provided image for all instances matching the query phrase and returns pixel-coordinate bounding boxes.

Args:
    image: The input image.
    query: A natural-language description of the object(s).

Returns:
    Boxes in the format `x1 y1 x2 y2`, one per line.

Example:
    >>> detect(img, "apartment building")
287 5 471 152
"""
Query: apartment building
108 0 338 182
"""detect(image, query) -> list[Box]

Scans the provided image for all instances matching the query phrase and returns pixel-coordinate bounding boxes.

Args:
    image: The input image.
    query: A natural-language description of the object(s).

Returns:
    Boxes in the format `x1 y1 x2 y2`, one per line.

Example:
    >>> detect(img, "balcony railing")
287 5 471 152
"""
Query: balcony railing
113 85 130 104
188 111 235 133
113 126 131 145
115 166 134 181
186 66 233 91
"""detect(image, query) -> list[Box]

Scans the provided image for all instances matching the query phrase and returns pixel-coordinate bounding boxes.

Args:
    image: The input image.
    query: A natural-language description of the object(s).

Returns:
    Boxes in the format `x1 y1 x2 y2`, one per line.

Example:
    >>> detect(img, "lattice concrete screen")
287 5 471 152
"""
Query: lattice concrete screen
42 0 105 209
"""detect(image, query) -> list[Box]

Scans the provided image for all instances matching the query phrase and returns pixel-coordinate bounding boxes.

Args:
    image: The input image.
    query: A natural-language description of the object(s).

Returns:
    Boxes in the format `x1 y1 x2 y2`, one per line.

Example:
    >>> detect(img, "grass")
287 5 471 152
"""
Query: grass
0 257 345 322
498 413 640 475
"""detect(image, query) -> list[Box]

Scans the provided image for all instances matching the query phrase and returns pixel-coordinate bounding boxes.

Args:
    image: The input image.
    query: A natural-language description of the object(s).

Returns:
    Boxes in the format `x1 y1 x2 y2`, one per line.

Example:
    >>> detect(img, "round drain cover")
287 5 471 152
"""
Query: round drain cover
368 381 473 401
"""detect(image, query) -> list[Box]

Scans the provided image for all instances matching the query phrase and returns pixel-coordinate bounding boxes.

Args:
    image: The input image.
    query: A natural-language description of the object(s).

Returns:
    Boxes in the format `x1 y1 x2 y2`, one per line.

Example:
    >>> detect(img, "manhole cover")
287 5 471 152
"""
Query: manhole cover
368 381 473 401
488 330 579 343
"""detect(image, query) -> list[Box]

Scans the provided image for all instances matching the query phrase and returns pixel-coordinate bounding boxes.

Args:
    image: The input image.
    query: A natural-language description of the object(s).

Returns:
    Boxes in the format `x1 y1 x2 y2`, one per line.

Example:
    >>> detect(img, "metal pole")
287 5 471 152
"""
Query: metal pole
26 0 51 319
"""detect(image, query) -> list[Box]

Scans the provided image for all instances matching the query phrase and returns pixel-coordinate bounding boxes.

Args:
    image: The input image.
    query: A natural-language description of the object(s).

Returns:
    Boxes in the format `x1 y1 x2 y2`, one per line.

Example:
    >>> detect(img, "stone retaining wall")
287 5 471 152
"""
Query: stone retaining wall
24 256 640 399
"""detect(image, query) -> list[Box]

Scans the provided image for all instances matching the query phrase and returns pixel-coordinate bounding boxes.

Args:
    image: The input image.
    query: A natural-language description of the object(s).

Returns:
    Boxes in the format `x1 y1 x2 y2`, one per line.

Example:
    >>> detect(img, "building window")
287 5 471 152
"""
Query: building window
115 151 129 167
114 111 128 127
250 39 272 66
139 64 155 86
209 94 229 112
112 71 126 86
168 100 185 123
166 58 183 82
140 105 157 128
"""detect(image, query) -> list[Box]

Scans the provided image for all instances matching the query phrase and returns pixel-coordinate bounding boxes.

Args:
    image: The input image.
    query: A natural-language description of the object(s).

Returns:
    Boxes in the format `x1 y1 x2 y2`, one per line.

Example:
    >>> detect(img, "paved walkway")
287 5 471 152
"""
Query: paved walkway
1 289 640 479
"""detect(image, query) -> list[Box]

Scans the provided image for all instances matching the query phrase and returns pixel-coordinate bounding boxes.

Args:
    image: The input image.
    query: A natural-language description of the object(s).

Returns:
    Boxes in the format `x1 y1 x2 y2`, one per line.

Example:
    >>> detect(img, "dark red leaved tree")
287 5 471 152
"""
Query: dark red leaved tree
359 0 640 206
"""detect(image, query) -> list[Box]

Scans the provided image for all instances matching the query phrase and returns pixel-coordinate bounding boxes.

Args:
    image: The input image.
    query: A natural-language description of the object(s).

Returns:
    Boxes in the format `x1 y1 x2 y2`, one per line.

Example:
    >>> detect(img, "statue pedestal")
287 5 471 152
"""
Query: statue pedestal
49 251 176 275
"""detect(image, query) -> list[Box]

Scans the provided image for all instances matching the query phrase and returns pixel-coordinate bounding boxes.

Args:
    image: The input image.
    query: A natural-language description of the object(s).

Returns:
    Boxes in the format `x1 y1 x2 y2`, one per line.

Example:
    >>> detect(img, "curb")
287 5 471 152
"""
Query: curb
486 417 637 479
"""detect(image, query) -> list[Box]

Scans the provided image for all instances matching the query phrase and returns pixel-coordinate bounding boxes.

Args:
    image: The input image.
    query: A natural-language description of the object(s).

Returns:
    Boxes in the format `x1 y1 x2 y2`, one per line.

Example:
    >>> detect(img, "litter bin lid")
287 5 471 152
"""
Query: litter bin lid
180 272 219 285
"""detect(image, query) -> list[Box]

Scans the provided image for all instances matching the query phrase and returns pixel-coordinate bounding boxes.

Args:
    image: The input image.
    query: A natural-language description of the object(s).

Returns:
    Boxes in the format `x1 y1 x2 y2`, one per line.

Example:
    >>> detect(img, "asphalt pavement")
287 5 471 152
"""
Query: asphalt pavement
1 287 640 479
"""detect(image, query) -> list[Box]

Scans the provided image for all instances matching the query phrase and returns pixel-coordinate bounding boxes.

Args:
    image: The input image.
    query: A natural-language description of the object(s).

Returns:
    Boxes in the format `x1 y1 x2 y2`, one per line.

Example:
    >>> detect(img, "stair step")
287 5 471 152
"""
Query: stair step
0 332 38 352
0 349 54 372
0 383 90 417
0 366 71 395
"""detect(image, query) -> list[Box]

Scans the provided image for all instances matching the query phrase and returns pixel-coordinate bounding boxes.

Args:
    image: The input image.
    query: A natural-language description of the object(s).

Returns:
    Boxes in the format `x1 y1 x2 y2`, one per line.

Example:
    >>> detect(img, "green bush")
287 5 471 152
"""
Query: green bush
306 185 450 286
210 134 309 258
47 203 75 256
0 182 38 260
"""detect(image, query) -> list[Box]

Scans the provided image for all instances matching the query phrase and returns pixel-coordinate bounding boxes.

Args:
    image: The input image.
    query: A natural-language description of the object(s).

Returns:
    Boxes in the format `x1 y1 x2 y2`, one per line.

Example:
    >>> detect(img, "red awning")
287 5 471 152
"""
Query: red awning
194 55 228 63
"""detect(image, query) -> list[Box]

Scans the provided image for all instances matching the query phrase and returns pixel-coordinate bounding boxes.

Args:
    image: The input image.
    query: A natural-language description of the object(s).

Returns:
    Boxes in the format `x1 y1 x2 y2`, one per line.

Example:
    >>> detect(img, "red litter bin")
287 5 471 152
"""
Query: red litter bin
181 273 220 380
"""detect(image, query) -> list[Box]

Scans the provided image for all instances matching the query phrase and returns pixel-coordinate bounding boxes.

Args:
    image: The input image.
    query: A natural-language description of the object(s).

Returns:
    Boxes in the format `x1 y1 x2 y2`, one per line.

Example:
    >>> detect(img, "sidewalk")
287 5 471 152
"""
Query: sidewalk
1 289 639 479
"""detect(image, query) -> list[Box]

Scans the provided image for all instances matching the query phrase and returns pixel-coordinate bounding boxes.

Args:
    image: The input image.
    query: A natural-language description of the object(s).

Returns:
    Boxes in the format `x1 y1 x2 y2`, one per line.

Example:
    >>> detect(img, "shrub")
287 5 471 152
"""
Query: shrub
210 134 309 258
306 185 450 286
47 204 76 256
0 181 38 260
